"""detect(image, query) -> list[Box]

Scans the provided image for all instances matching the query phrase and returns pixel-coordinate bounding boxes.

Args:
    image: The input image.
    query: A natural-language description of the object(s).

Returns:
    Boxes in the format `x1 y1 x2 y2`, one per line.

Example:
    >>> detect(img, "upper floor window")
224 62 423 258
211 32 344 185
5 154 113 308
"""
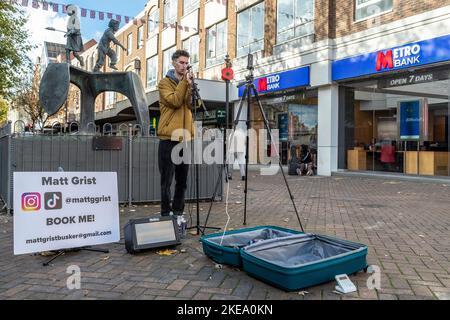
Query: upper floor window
137 26 144 49
146 55 158 88
206 20 227 67
127 33 133 55
148 9 159 36
237 2 264 58
164 0 178 25
183 0 199 16
277 0 314 44
355 0 393 21
162 46 176 77
183 34 199 66
116 45 121 61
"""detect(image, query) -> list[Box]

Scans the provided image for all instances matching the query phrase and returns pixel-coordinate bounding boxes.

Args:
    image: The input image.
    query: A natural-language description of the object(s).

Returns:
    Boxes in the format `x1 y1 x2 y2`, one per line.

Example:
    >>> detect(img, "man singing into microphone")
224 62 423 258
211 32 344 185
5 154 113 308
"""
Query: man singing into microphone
157 50 194 217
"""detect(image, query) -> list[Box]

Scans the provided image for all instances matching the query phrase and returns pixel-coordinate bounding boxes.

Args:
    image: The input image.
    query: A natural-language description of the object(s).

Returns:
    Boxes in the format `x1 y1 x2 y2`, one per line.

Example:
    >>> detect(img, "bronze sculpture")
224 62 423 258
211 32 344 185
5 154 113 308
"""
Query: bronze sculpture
65 4 84 66
93 19 126 72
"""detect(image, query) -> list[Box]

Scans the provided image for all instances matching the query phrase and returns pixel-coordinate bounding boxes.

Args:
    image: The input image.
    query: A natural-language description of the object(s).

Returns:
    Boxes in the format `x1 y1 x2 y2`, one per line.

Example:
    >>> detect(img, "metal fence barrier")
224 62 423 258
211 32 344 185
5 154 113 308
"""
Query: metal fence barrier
0 121 223 214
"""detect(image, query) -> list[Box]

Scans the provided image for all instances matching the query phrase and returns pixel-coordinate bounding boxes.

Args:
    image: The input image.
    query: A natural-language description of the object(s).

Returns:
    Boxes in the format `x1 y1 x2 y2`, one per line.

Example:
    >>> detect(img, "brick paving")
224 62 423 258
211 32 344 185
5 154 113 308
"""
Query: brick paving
1 172 450 300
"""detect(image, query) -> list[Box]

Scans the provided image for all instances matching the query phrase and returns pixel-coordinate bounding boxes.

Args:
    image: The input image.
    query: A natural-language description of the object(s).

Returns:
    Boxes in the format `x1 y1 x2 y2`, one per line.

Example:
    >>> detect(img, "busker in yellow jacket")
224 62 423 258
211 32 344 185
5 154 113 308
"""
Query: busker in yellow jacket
157 49 194 217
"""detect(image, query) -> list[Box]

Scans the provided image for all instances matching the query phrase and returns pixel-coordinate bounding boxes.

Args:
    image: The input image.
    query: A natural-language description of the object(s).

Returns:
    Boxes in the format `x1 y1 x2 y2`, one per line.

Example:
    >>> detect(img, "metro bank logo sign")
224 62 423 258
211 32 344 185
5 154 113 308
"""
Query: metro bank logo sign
332 34 450 81
376 44 421 71
238 66 310 97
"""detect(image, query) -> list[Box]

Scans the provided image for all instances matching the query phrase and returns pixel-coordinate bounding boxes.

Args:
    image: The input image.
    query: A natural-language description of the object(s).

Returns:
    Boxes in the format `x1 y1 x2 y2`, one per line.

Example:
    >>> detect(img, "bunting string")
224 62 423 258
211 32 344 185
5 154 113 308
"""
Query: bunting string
5 0 313 36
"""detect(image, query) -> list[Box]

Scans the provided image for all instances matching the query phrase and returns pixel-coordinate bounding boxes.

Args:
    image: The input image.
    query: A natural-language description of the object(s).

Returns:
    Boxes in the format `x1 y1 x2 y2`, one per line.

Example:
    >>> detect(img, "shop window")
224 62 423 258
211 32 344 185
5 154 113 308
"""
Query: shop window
355 0 393 21
277 0 314 44
340 70 450 176
237 2 264 58
206 20 227 67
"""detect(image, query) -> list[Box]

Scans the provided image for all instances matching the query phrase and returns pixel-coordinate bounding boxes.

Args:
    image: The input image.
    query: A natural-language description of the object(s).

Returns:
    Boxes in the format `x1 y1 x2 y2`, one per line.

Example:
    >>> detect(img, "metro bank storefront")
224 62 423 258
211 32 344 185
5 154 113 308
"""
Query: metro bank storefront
236 66 316 165
332 34 450 177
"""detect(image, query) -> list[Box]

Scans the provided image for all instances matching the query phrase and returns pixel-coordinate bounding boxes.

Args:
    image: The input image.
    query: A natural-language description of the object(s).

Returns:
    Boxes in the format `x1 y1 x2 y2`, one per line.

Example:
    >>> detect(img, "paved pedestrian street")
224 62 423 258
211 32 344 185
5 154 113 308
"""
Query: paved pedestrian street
1 173 450 300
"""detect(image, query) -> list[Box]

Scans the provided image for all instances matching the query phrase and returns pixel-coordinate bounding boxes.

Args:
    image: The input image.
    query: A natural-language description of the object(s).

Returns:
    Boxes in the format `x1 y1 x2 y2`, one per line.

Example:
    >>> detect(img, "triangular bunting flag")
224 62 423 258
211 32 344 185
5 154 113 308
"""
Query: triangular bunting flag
62 4 66 13
99 12 104 20
125 16 130 23
116 15 121 22
32 0 39 8
21 0 28 7
184 26 189 32
107 12 113 19
90 10 96 19
52 3 58 12
81 8 87 17
42 1 48 10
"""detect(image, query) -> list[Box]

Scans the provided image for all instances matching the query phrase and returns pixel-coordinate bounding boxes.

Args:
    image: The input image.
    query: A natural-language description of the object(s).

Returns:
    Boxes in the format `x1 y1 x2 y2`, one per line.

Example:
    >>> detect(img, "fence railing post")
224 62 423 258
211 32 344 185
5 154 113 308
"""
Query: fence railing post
6 133 12 215
128 123 133 208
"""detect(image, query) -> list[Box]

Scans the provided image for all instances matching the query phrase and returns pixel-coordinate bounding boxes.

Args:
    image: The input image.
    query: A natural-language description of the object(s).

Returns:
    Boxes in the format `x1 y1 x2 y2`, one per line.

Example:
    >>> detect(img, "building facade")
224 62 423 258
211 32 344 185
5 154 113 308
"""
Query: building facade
80 0 450 177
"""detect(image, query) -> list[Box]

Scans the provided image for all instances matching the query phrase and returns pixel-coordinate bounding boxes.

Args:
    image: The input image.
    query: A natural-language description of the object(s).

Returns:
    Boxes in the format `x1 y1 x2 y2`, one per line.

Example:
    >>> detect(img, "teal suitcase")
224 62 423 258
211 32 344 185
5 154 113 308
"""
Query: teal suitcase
241 233 368 291
200 226 302 267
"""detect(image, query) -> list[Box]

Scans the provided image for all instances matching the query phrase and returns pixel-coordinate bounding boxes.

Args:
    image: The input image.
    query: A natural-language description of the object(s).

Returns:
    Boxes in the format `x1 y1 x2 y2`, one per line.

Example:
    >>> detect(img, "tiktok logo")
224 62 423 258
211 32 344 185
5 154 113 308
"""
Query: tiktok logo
44 192 62 210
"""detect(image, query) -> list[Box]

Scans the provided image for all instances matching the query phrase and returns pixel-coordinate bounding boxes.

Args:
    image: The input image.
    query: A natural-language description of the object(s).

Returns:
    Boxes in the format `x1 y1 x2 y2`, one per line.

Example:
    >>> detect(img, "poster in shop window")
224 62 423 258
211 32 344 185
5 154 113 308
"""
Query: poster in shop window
399 100 421 140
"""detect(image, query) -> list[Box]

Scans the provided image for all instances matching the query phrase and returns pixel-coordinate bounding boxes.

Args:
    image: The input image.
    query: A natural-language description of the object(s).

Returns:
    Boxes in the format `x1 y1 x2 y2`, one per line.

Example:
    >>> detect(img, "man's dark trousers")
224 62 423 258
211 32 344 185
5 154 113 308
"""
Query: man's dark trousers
158 139 189 216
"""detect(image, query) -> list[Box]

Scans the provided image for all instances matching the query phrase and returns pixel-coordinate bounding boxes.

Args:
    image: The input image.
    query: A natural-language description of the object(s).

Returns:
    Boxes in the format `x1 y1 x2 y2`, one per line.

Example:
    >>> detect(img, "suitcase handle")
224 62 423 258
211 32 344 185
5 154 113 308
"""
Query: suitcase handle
207 246 223 256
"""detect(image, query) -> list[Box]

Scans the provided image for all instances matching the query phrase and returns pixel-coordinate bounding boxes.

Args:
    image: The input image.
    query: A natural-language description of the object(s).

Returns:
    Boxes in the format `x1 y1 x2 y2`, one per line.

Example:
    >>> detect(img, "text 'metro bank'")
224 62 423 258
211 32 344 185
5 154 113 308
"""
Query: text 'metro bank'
332 34 450 81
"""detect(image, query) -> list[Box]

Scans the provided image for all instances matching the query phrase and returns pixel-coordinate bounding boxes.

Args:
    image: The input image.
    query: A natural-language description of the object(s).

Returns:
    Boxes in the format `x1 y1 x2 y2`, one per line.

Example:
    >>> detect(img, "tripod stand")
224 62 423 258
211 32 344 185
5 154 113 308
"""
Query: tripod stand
201 53 304 233
234 53 304 231
186 68 221 235
42 246 110 266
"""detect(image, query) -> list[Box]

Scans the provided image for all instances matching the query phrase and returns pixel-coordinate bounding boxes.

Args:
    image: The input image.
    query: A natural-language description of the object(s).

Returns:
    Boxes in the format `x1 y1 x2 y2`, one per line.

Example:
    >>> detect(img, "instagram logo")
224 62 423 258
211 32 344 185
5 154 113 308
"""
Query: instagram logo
21 193 41 211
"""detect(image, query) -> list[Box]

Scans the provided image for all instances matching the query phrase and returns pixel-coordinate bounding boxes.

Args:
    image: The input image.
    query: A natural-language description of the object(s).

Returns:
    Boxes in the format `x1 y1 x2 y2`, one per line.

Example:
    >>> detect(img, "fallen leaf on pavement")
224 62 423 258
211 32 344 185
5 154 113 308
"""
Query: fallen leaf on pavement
298 291 309 296
180 249 187 253
215 264 223 269
102 256 110 261
156 249 178 256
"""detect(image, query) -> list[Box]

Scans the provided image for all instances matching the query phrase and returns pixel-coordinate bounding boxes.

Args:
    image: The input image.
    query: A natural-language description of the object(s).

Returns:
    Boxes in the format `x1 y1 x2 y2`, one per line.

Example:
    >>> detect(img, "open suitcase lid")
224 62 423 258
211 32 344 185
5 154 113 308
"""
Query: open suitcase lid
241 233 368 268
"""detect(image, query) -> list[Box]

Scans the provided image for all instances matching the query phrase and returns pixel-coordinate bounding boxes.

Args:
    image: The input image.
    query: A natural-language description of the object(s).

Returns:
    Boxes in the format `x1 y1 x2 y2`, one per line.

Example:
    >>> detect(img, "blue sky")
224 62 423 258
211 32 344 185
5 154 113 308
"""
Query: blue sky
23 0 148 61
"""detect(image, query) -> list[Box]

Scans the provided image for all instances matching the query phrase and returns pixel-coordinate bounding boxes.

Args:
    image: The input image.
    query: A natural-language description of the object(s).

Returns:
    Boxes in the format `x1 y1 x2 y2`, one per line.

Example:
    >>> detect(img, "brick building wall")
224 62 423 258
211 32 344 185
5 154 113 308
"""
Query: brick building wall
334 0 450 39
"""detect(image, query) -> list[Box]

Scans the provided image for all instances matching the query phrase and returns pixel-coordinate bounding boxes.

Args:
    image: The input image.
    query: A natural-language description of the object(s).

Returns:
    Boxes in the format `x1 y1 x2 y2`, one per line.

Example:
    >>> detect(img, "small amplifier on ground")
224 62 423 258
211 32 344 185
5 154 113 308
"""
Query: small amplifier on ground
124 216 181 254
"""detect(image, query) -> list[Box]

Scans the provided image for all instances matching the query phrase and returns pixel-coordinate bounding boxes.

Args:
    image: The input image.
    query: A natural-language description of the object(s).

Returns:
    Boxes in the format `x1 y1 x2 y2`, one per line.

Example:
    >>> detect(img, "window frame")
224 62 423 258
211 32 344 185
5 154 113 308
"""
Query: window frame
183 0 200 16
236 1 265 58
276 0 315 45
162 46 176 78
137 26 144 49
183 34 200 66
164 0 178 25
206 19 228 68
127 33 133 55
146 55 158 89
147 9 160 37
354 0 393 22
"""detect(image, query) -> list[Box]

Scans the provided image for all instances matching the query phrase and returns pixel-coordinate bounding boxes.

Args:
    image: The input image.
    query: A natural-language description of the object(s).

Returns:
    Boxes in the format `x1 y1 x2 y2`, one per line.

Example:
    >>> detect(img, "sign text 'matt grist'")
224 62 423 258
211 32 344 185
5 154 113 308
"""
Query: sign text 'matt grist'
42 176 97 186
